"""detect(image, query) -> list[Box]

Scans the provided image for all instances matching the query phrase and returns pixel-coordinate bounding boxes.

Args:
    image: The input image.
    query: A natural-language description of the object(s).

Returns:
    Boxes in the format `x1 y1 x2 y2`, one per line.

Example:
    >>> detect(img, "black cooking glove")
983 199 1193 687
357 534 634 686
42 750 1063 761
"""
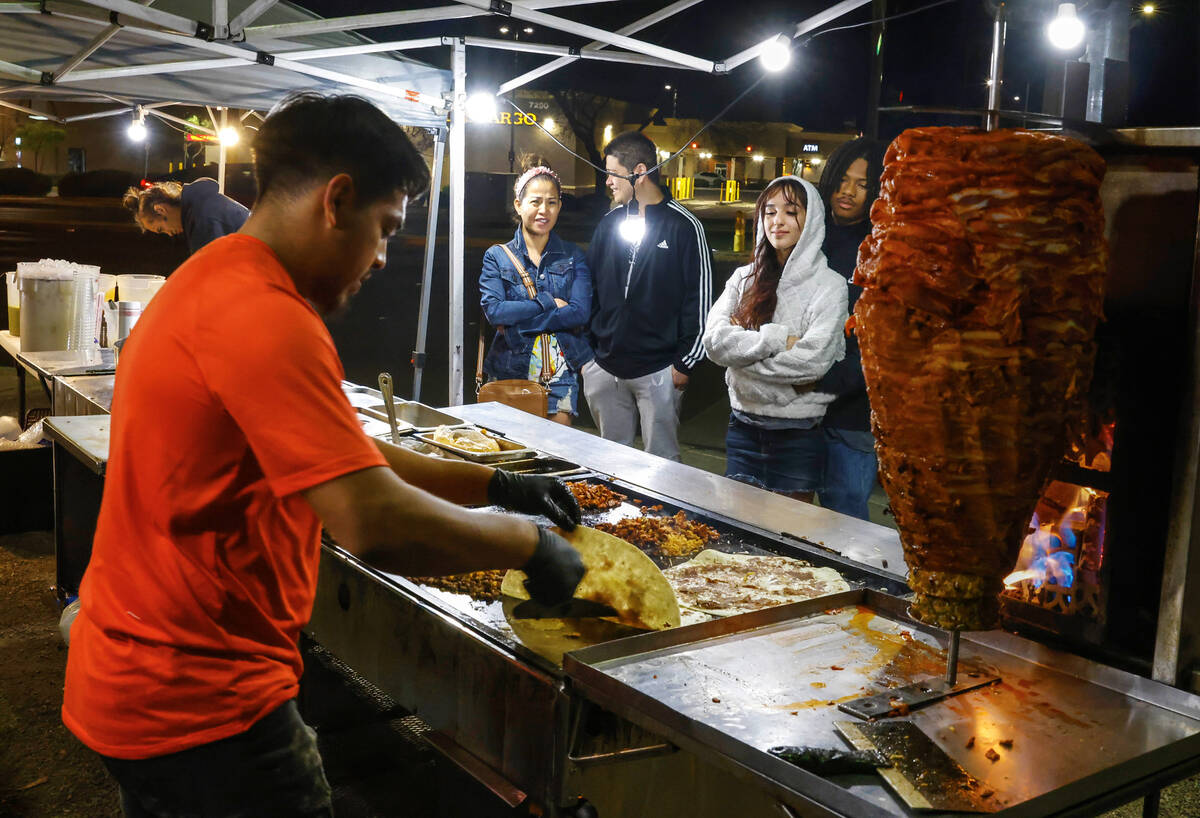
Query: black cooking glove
523 526 586 606
487 470 582 531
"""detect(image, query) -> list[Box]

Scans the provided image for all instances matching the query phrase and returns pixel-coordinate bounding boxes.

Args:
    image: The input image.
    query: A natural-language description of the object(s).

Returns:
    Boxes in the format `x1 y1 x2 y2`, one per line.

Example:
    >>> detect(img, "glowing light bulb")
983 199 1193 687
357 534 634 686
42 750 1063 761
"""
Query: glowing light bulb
218 127 239 146
127 119 147 142
1047 3 1085 50
759 34 791 73
542 117 556 131
619 214 645 243
465 92 497 123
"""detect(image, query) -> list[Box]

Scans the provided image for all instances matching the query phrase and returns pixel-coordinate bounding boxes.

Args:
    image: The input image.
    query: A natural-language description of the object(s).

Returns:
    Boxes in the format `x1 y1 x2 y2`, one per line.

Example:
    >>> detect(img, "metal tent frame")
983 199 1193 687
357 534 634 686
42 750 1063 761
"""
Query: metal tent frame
0 0 876 403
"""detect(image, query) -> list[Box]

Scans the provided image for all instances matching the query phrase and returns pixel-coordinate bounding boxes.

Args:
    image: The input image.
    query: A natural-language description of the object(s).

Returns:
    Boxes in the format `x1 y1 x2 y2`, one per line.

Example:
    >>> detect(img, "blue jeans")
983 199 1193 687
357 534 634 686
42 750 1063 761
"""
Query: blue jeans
100 700 332 818
724 415 825 493
818 427 878 521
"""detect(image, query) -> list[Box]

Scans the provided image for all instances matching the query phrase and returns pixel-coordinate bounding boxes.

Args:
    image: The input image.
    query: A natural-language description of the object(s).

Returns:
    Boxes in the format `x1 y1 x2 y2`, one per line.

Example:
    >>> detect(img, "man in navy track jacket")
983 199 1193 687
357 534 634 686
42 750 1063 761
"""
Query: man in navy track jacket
583 131 713 461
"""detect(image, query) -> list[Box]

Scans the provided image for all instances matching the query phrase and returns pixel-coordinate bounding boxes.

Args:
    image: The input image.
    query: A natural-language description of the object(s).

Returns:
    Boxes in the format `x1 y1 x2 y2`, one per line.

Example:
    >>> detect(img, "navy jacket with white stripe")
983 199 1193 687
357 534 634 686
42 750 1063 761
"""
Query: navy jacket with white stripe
586 187 713 380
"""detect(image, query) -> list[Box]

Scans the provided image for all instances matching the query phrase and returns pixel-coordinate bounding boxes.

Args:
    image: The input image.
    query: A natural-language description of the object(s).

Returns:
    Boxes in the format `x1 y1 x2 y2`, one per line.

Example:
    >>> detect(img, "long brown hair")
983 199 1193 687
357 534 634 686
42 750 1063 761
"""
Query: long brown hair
731 178 808 330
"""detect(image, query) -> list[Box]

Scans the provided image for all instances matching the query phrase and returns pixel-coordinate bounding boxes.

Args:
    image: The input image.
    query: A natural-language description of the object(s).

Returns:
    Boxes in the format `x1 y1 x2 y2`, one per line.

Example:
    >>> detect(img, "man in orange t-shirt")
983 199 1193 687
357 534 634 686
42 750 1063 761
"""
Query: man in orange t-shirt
62 94 585 818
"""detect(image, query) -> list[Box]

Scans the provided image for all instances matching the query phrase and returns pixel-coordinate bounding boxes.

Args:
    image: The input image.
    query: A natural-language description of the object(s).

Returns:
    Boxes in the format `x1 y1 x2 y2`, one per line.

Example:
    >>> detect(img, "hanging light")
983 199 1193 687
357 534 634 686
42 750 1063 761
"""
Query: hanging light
219 127 239 146
465 92 497 123
127 109 147 142
759 34 792 73
619 199 645 244
1047 3 1085 50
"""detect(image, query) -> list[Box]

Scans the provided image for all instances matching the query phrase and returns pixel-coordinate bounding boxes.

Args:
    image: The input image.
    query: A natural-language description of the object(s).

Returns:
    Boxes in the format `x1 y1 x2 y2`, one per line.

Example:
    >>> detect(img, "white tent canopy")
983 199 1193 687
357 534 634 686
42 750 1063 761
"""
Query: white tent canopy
0 0 874 403
0 0 450 126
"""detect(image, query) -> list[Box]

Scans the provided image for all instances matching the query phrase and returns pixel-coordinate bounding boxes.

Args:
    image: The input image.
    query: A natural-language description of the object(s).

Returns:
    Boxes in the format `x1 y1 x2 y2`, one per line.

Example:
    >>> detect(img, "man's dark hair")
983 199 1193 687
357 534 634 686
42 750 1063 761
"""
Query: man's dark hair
253 93 430 204
604 131 659 182
817 136 886 218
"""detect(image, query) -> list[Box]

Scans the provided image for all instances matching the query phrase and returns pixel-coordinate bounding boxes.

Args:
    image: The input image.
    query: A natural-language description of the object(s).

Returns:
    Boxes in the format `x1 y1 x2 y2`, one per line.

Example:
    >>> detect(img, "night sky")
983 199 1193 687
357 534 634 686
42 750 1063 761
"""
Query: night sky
297 0 1199 138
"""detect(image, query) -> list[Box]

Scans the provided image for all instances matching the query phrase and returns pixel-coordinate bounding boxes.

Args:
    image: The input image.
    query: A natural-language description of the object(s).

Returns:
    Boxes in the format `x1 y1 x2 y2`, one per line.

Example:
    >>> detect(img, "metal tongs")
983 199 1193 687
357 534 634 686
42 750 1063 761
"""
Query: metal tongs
377 372 401 445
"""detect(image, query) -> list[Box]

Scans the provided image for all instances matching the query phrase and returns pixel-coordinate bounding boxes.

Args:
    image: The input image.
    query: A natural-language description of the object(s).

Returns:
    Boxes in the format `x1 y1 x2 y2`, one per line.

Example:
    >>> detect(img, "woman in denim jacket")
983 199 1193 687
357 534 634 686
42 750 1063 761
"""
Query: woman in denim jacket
480 159 594 424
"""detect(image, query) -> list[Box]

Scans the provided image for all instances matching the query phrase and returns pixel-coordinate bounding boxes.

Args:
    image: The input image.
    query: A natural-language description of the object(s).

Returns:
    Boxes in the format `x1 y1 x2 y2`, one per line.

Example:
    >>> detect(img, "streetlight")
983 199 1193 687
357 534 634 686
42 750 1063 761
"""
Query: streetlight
1141 3 1155 14
664 84 677 118
1047 3 1085 50
499 25 510 34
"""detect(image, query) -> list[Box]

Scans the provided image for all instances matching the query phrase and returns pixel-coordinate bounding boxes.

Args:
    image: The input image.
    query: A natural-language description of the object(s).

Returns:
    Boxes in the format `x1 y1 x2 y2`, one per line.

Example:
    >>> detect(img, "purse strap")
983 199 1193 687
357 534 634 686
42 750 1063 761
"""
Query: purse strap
497 243 552 385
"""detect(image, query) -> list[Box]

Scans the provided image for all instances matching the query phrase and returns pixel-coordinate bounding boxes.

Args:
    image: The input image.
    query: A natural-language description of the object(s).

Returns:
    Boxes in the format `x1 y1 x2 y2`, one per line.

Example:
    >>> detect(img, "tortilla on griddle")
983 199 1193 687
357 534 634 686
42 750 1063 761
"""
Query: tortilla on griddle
663 550 850 618
502 526 681 631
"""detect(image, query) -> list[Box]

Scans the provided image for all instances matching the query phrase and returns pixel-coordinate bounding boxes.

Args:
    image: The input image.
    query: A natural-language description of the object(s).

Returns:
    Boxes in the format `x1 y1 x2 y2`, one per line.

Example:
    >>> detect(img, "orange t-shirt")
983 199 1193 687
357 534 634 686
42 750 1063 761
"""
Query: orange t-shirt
62 234 387 759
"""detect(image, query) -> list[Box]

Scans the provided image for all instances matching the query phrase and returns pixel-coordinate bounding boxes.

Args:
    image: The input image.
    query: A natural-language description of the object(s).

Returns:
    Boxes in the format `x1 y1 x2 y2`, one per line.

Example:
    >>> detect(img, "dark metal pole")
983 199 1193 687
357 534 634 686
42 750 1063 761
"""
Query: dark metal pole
866 0 887 139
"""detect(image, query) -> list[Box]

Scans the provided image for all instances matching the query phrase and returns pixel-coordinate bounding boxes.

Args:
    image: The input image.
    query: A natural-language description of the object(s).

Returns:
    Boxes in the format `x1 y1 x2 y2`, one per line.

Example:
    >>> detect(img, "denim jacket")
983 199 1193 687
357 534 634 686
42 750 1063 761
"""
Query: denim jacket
480 228 594 380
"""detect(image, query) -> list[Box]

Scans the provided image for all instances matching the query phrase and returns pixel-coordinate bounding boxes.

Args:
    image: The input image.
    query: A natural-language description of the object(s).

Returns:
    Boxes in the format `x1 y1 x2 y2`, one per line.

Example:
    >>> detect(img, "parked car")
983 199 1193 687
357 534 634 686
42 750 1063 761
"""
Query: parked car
694 171 727 188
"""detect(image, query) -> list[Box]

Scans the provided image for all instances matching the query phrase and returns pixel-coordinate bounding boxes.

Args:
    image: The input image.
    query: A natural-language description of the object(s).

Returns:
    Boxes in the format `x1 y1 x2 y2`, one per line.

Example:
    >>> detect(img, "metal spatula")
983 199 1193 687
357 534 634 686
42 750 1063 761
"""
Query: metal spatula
511 598 619 620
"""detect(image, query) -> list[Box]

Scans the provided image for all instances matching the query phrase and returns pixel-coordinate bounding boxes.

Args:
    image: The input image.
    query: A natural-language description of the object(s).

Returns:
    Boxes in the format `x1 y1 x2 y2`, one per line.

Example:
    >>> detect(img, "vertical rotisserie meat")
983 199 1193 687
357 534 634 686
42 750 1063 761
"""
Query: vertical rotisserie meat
853 127 1108 629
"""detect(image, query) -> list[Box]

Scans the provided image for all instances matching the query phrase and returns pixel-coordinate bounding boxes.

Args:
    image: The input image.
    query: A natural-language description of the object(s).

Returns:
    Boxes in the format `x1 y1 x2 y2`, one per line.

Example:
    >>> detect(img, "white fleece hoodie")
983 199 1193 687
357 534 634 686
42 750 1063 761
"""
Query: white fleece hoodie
702 177 847 420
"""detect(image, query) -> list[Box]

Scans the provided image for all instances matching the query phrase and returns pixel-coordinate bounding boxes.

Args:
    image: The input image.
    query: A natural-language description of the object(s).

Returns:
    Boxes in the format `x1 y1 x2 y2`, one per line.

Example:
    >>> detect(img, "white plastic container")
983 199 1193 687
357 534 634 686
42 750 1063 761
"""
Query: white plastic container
19 265 77 352
4 271 18 337
116 274 166 308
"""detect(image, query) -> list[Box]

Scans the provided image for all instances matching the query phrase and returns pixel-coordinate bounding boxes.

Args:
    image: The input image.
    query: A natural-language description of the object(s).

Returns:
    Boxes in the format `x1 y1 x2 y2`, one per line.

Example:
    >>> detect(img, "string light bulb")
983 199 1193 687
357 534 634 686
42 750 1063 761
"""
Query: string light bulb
127 109 147 142
1047 3 1085 50
465 92 497 123
760 34 792 72
619 199 645 244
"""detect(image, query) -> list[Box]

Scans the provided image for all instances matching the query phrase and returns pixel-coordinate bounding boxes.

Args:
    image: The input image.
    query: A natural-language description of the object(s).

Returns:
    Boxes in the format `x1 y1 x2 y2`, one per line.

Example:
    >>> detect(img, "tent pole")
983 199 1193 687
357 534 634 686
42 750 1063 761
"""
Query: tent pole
448 38 466 406
217 106 227 193
412 127 445 402
498 0 704 94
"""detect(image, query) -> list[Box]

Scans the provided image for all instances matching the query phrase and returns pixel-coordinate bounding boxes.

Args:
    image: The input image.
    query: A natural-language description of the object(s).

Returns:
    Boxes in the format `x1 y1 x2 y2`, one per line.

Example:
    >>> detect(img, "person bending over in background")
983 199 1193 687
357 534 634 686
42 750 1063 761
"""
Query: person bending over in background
815 137 887 520
703 176 846 502
122 178 249 254
584 130 713 461
66 93 585 818
480 156 593 425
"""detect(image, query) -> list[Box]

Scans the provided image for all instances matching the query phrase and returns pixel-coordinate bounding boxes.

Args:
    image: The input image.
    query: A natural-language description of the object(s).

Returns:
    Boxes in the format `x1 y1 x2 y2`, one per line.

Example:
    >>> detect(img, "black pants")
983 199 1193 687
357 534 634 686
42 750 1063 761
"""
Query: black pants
101 700 333 818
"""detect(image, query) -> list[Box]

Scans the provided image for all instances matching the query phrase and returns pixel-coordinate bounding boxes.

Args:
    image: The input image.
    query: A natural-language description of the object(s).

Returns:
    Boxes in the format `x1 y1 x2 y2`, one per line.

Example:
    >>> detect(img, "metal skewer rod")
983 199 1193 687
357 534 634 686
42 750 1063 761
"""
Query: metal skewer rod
945 629 961 686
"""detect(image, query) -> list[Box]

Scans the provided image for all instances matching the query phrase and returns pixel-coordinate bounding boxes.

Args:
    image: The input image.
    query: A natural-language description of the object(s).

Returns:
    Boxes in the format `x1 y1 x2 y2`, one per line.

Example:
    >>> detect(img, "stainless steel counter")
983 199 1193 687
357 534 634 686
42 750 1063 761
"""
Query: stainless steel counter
43 415 110 475
54 374 113 415
451 402 908 581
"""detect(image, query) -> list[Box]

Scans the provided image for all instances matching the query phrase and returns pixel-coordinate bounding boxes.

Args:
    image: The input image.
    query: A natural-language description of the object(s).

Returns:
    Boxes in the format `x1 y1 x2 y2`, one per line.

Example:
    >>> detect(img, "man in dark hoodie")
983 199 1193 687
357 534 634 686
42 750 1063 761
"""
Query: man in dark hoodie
816 137 886 520
582 131 713 461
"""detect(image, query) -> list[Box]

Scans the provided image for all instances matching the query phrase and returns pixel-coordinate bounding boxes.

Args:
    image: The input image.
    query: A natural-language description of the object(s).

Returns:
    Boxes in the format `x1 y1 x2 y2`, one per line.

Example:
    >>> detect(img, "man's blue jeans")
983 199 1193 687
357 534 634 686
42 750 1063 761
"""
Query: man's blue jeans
100 700 332 818
819 427 878 521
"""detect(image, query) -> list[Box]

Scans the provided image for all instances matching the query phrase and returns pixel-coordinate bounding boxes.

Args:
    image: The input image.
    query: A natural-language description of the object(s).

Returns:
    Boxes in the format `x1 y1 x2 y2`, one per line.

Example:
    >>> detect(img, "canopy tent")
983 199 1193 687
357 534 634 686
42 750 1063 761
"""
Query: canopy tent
0 0 877 403
0 1 449 124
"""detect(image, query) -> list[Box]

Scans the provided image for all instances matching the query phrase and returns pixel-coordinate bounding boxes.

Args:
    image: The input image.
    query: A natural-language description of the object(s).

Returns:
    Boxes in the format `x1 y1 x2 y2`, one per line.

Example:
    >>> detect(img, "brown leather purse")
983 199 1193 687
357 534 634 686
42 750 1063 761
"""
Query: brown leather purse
476 244 552 417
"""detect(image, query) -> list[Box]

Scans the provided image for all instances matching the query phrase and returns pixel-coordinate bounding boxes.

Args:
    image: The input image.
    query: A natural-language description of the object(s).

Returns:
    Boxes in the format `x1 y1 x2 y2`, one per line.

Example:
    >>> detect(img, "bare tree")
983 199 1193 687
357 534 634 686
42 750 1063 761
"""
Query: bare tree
549 90 615 192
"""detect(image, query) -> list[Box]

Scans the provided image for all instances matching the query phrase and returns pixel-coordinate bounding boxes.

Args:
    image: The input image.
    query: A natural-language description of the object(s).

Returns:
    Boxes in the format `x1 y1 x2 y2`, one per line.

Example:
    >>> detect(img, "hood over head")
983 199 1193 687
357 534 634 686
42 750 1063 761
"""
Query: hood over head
755 176 828 286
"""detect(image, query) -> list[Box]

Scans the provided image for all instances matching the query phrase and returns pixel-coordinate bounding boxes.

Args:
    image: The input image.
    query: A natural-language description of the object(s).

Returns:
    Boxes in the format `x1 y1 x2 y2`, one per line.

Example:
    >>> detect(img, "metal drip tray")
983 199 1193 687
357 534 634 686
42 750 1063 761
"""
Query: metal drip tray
564 589 1200 816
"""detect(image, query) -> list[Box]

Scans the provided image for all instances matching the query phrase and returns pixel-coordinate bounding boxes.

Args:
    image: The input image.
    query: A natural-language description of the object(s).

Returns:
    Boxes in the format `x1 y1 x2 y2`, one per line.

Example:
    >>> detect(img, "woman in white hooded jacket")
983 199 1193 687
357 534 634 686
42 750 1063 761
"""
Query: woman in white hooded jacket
702 176 847 501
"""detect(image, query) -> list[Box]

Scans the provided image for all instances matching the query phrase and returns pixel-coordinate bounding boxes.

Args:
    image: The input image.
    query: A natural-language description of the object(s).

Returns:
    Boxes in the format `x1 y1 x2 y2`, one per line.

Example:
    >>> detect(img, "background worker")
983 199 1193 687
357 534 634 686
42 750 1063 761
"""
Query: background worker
583 131 713 461
122 177 249 254
815 136 887 520
65 93 584 818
